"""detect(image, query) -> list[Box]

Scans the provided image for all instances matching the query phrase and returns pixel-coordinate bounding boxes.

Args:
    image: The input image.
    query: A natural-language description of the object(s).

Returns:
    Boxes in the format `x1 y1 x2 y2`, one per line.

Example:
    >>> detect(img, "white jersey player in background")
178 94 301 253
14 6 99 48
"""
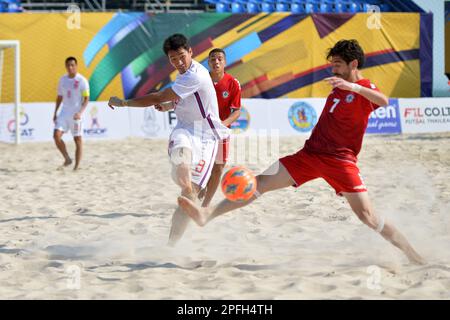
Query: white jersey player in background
53 57 90 171
108 34 229 245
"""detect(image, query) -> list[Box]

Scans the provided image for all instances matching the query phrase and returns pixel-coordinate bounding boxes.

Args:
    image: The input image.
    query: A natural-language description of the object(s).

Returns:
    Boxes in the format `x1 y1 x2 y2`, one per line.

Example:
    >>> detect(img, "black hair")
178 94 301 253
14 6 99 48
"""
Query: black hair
163 34 190 55
326 39 365 69
65 56 77 65
208 48 226 58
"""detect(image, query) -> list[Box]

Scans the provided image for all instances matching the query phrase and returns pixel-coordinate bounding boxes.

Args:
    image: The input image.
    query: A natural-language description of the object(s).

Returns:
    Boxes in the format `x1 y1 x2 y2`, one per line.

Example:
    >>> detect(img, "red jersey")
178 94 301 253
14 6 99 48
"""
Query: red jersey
213 72 241 127
304 79 381 163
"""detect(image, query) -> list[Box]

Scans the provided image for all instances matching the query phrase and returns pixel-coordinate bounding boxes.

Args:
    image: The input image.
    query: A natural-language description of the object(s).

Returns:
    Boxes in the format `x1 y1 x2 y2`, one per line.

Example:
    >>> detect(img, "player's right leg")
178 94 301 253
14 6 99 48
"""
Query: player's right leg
168 146 197 246
53 128 72 166
178 160 295 227
343 192 426 265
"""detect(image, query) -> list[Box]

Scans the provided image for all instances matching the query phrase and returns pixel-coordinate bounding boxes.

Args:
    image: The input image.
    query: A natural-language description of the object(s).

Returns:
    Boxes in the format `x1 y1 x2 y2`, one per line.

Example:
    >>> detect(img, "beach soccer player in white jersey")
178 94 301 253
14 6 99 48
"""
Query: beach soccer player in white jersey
53 57 90 171
107 34 229 245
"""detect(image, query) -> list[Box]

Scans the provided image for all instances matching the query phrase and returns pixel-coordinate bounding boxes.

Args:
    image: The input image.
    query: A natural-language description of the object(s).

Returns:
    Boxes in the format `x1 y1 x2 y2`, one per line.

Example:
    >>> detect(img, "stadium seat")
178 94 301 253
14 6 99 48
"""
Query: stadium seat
261 0 276 12
319 1 330 13
216 1 231 12
380 4 391 12
0 0 21 13
332 0 344 13
246 1 261 13
348 2 358 13
360 3 370 12
276 1 290 12
291 1 304 14
305 1 314 13
231 1 245 13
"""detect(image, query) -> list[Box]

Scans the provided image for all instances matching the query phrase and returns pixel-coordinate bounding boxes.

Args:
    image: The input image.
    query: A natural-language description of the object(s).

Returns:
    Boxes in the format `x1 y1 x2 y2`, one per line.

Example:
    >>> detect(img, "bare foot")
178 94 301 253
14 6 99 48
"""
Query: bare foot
178 196 209 227
63 158 72 167
407 251 427 266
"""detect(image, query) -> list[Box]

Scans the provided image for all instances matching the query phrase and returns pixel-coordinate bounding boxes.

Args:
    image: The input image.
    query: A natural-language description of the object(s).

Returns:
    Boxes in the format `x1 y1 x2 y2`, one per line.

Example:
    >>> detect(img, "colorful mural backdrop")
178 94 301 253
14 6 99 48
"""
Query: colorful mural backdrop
0 12 433 103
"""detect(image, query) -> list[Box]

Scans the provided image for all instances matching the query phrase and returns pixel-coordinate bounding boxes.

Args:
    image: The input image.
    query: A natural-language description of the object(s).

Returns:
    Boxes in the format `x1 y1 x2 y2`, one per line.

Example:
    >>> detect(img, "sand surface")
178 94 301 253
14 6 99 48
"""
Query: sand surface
0 133 449 299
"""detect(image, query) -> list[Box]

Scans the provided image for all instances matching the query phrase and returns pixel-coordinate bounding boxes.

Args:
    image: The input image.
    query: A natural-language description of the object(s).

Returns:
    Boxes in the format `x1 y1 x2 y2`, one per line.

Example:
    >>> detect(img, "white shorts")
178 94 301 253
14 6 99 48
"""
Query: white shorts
55 115 83 137
168 128 218 189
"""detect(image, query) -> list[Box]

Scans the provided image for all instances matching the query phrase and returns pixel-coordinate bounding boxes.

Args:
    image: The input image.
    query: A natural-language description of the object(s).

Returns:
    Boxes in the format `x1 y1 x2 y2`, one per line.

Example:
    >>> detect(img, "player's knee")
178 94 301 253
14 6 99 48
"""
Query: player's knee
170 147 191 166
53 131 61 141
356 208 378 230
74 136 82 144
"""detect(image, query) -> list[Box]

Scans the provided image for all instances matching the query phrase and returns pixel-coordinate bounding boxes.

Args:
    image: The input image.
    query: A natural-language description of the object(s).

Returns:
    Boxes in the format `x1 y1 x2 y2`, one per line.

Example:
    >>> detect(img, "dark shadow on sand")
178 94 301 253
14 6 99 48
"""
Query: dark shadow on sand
77 212 152 219
0 216 57 224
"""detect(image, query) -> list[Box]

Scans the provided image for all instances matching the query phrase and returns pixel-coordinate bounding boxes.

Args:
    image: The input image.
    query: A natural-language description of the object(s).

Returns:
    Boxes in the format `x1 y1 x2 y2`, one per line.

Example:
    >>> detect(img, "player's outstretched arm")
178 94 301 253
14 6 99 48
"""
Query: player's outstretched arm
325 77 389 107
108 88 179 109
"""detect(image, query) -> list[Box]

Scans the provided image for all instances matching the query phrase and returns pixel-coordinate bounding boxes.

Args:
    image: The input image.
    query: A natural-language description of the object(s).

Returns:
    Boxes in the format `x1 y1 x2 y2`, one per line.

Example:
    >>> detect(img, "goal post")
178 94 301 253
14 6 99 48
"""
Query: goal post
0 40 20 144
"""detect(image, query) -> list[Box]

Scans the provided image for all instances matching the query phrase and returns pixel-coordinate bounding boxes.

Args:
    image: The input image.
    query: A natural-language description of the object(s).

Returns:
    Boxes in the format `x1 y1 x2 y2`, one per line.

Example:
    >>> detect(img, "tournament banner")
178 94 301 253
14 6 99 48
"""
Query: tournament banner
366 98 402 134
82 102 130 141
0 103 53 143
0 12 433 107
0 102 130 143
128 107 177 139
399 98 450 133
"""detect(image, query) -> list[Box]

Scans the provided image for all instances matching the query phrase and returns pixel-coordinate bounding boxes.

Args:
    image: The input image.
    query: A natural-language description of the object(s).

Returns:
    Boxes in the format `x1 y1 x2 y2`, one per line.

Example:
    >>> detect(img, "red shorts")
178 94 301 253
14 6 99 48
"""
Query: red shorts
215 138 229 165
279 149 367 195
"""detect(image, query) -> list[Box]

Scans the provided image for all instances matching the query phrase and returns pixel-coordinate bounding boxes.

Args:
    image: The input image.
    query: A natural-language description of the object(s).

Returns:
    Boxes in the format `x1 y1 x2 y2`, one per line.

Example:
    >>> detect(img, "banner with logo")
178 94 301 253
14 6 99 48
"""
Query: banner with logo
128 107 178 139
366 99 402 134
399 98 450 133
0 12 434 106
82 102 130 140
2 98 450 143
0 102 130 143
0 103 53 143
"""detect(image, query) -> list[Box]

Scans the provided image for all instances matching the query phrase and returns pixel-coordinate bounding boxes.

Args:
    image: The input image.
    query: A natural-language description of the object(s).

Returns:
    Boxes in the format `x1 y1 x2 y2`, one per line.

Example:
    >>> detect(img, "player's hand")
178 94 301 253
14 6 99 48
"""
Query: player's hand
108 96 123 110
154 104 164 112
155 101 173 112
73 112 81 120
324 77 353 91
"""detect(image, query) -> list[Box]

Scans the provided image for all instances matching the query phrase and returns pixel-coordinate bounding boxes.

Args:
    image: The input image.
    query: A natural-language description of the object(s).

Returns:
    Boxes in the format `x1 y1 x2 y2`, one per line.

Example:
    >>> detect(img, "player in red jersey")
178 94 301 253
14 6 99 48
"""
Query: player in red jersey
198 48 242 207
178 40 425 265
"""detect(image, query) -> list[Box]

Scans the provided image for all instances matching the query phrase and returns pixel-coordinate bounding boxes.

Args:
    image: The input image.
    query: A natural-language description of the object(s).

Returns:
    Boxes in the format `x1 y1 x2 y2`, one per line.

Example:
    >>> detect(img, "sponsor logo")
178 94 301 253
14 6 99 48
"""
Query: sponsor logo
403 106 450 125
83 105 107 136
222 91 229 99
142 107 160 136
7 107 35 139
167 110 177 128
231 107 250 134
367 99 401 134
288 102 317 133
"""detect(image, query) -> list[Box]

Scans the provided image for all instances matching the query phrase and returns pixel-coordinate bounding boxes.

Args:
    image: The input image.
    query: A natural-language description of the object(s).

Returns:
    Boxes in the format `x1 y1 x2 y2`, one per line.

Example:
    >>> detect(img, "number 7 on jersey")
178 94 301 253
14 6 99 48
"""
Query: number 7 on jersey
330 98 340 113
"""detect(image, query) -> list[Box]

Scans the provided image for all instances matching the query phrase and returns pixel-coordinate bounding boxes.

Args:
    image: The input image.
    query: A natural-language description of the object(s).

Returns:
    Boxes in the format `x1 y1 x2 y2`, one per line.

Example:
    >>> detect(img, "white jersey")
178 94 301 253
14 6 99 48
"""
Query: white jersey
171 60 229 140
57 73 90 116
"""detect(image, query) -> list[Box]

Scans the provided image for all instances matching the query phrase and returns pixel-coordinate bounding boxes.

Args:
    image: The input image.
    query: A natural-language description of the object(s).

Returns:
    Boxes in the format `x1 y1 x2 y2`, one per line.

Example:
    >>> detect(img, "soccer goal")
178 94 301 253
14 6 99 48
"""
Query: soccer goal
0 40 20 144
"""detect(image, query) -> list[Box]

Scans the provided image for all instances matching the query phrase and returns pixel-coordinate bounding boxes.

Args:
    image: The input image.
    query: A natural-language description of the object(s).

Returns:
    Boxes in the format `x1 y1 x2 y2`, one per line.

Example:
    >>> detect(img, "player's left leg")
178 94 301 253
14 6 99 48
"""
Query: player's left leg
343 191 426 265
73 136 82 170
201 138 228 207
71 118 83 171
201 162 225 207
